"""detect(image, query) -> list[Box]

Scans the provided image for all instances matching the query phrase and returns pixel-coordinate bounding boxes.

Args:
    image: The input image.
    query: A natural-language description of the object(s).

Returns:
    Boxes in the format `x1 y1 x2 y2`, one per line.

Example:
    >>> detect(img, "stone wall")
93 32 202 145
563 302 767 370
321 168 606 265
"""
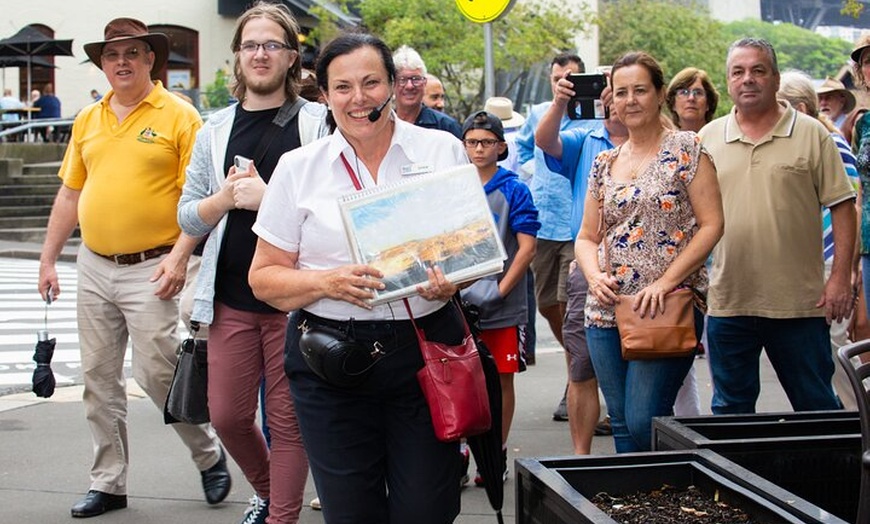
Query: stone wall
0 143 67 165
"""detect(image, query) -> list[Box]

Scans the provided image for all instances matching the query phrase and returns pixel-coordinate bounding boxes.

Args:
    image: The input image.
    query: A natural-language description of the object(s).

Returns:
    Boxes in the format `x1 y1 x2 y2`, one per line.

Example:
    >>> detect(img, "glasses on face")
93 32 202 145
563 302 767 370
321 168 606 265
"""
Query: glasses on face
397 75 426 88
239 41 290 54
463 138 500 149
676 88 706 99
101 46 147 63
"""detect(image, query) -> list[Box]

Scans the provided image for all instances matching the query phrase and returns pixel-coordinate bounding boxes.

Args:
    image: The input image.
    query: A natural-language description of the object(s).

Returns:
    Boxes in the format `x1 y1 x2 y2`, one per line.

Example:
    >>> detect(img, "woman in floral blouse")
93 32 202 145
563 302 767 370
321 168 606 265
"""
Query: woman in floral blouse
574 51 724 452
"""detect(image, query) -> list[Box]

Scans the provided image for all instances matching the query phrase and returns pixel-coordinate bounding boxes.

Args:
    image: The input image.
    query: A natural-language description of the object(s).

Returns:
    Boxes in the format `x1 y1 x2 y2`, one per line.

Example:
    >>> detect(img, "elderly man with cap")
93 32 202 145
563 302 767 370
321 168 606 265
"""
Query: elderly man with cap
816 76 857 130
37 17 230 518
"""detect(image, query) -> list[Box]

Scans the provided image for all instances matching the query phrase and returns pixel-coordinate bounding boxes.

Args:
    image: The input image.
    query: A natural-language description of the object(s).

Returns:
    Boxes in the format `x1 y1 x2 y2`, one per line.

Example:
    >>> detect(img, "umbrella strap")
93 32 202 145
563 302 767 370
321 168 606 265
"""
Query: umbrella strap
43 286 51 332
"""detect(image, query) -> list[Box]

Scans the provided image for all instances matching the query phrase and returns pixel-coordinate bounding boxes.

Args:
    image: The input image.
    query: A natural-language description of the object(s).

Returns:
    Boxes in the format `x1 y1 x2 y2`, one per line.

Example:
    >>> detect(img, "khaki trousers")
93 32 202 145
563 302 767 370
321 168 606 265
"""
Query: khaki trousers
76 246 220 495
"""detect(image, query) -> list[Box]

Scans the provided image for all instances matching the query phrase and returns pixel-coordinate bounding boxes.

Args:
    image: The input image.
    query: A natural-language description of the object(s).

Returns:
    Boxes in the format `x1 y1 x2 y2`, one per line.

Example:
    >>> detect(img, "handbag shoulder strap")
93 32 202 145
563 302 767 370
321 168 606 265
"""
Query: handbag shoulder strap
599 196 613 274
402 298 471 339
251 97 307 167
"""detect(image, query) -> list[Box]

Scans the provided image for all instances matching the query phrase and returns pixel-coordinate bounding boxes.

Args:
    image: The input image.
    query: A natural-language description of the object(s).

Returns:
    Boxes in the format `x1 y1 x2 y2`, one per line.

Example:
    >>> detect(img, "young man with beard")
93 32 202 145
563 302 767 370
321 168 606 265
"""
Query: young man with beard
177 3 327 523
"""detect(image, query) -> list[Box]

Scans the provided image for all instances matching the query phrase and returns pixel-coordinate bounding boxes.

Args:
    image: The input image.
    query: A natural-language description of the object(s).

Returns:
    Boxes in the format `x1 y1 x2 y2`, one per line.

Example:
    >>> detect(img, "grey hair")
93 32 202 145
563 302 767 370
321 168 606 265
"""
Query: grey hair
727 37 779 74
393 45 427 75
777 70 818 117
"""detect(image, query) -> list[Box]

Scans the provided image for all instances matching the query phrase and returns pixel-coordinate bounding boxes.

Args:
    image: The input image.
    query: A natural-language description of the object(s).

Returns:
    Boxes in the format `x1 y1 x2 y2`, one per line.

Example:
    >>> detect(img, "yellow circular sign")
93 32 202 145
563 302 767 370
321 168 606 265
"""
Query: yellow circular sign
455 0 516 24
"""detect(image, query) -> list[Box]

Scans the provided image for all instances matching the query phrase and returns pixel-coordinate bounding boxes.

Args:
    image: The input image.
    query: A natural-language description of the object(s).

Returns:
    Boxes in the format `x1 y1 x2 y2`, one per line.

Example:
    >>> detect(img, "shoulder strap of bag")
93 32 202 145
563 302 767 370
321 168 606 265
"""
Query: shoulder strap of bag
598 195 613 275
402 297 471 339
251 97 307 167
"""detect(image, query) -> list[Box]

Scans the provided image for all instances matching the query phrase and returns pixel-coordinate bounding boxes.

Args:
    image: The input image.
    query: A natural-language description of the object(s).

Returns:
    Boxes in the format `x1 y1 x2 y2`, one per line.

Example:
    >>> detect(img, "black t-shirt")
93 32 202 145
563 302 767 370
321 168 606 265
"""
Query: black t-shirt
214 104 302 313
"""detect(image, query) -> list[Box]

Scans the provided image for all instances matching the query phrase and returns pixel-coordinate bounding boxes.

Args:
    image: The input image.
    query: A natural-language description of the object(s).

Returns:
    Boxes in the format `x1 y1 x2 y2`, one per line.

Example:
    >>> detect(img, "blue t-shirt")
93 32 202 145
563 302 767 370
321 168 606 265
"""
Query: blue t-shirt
33 94 61 119
543 125 615 239
515 102 601 241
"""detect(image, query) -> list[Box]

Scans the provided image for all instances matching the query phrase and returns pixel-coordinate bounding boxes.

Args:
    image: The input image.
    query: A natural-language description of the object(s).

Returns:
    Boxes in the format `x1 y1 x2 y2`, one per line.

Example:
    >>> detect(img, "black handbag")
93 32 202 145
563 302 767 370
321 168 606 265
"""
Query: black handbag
164 322 209 424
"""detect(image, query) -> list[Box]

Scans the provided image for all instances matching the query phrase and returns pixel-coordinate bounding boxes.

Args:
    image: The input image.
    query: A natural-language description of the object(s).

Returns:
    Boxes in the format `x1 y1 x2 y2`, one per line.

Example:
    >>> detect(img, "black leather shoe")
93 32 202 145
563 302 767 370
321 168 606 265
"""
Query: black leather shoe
70 490 127 518
201 447 231 504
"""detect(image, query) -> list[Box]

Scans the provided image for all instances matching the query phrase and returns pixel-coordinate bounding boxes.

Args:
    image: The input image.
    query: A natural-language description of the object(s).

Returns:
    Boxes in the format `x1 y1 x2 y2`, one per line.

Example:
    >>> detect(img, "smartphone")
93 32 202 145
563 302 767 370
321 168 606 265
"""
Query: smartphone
567 73 608 120
233 155 252 172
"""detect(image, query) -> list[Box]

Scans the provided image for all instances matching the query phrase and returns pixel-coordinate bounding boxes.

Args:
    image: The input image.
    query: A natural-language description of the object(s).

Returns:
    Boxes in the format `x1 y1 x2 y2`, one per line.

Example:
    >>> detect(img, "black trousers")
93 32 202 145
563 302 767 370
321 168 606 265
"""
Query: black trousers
285 305 463 524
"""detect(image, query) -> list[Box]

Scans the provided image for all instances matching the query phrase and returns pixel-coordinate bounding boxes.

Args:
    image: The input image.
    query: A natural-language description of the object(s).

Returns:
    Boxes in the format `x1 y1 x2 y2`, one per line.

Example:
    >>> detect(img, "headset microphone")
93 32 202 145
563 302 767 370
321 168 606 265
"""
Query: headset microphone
367 98 391 122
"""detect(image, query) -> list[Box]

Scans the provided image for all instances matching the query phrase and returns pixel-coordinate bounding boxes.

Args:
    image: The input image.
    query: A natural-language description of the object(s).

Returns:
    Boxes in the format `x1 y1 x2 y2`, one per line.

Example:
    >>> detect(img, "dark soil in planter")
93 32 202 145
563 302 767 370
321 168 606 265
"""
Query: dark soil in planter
590 484 760 523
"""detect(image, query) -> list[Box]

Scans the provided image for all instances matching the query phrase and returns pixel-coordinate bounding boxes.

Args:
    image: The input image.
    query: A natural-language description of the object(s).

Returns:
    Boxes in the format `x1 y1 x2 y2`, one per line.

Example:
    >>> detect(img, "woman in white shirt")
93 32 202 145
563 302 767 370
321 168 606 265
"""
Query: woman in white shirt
249 32 468 523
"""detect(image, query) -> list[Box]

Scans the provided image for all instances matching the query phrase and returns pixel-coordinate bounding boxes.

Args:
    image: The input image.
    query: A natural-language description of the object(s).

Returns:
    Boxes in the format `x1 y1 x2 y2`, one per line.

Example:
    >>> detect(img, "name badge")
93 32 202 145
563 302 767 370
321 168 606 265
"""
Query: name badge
401 163 434 176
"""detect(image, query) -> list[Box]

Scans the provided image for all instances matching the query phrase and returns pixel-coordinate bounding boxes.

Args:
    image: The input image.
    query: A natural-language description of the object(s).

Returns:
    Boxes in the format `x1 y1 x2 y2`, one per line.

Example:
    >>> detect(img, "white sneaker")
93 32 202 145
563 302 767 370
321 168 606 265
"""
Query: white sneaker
309 496 321 511
244 494 259 515
240 496 269 524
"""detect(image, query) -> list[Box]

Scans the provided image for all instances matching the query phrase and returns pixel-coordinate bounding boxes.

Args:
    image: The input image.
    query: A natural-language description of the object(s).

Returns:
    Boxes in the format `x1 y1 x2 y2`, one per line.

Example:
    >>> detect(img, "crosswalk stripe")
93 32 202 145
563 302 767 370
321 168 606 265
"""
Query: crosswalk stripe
0 260 83 390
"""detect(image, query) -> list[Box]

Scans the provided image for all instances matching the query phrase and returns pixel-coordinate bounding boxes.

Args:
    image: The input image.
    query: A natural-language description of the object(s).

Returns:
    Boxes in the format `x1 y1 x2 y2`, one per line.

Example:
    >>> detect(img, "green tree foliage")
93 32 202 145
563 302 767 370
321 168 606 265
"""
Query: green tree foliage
598 0 729 95
311 0 590 118
598 0 856 117
842 0 865 18
202 69 231 109
723 20 853 80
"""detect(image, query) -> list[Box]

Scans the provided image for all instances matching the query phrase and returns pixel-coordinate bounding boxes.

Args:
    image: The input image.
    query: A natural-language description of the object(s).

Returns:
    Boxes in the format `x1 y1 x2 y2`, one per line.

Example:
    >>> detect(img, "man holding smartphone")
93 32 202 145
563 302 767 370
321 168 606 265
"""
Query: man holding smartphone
535 71 626 454
177 3 328 523
515 53 602 411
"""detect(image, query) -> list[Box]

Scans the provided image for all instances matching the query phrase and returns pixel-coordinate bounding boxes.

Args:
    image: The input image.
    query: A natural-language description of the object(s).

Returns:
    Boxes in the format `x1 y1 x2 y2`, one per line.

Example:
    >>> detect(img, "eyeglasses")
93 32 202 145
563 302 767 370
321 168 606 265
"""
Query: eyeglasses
463 138 500 148
676 88 706 99
239 41 290 54
397 75 426 88
101 46 147 63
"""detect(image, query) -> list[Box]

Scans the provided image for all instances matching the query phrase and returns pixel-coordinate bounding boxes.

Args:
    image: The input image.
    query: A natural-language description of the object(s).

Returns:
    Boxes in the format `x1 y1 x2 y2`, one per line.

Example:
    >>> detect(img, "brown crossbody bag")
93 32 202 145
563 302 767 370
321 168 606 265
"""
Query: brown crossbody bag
598 197 697 360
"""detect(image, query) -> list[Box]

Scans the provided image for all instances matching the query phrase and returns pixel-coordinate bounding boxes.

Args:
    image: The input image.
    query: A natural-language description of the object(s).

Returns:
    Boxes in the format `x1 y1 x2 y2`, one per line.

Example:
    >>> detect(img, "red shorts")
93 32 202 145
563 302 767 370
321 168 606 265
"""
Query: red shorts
479 326 521 374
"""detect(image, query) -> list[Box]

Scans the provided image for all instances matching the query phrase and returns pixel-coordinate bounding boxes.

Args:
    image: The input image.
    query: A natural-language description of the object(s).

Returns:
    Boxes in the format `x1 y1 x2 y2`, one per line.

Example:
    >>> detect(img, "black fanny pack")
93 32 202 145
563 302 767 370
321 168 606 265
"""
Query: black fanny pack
298 317 386 388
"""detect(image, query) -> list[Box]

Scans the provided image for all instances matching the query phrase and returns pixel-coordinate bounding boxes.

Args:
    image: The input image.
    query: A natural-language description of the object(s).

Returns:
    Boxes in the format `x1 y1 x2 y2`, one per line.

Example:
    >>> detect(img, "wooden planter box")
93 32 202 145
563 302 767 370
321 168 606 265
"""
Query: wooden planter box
515 449 847 524
652 410 861 522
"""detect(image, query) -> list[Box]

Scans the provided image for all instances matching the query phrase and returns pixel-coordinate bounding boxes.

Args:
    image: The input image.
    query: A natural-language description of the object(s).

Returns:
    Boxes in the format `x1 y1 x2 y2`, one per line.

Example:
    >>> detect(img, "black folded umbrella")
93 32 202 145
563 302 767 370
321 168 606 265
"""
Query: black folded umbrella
32 289 56 398
461 301 505 524
32 334 56 398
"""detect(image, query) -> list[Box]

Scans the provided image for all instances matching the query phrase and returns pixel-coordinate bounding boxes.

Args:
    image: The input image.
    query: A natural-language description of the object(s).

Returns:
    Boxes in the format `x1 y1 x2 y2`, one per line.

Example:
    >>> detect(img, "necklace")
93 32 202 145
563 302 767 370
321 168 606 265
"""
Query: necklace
626 139 658 178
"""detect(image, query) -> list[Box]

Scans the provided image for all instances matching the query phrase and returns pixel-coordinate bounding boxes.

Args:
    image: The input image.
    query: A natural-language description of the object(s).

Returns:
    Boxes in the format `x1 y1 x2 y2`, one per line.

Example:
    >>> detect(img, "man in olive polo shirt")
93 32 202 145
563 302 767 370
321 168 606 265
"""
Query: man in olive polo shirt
37 18 229 518
699 38 856 415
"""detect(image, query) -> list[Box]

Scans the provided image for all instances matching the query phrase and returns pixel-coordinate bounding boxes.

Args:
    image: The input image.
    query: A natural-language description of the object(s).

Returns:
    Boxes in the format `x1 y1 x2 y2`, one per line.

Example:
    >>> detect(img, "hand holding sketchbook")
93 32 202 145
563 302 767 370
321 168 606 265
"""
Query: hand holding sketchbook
339 164 506 305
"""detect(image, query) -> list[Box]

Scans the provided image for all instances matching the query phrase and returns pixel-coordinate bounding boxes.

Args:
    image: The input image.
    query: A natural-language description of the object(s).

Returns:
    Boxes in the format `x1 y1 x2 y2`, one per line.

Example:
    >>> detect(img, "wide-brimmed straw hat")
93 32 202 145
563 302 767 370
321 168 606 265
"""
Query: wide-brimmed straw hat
850 35 870 64
84 18 169 72
484 97 525 129
816 77 856 114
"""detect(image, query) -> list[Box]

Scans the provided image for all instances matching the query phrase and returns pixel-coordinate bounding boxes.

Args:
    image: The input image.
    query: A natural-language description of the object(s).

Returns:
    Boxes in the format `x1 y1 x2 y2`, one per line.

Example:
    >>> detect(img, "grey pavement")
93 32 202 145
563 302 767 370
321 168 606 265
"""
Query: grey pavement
0 240 795 523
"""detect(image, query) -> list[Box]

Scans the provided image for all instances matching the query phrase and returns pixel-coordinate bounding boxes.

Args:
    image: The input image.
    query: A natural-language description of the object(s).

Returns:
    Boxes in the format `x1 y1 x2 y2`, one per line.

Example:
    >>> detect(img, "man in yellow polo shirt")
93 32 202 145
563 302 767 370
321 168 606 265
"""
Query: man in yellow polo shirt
699 38 856 415
37 18 230 519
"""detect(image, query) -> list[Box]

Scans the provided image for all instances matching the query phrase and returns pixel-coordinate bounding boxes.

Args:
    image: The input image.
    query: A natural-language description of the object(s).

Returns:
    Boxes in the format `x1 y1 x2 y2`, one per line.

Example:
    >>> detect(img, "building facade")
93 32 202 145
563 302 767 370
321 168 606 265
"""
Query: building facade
2 0 354 115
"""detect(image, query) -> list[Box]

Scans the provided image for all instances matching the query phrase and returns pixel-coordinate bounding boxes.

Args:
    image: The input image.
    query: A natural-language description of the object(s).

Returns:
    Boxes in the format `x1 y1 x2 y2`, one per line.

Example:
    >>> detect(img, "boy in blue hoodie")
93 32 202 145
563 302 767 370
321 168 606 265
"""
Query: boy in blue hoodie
460 111 540 485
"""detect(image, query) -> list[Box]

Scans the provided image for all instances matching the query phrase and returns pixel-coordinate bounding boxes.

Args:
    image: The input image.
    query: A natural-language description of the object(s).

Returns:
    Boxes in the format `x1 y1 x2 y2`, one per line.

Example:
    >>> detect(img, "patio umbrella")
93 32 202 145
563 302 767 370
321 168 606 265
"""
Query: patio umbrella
0 25 73 115
461 303 505 524
0 55 56 69
32 290 56 398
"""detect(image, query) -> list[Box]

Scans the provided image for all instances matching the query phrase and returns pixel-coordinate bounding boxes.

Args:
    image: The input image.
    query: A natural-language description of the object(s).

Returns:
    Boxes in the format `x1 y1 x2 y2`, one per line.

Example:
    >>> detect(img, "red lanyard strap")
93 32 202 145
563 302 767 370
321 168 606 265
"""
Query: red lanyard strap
339 153 363 191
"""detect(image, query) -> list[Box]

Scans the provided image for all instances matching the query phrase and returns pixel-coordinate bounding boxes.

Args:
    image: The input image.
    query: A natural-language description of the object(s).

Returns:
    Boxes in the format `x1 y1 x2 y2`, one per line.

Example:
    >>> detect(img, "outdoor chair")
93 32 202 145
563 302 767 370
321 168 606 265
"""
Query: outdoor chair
836 340 870 524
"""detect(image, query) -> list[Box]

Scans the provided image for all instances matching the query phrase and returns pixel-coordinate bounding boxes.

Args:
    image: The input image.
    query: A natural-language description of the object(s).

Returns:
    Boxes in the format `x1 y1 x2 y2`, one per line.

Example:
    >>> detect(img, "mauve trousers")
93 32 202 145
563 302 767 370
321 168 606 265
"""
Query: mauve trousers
208 302 308 524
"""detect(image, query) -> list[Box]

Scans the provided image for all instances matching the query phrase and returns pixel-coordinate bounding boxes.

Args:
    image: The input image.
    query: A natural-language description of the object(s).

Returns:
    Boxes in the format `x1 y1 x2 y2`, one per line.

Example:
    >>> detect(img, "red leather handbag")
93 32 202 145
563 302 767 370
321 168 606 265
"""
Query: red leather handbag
404 299 491 442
